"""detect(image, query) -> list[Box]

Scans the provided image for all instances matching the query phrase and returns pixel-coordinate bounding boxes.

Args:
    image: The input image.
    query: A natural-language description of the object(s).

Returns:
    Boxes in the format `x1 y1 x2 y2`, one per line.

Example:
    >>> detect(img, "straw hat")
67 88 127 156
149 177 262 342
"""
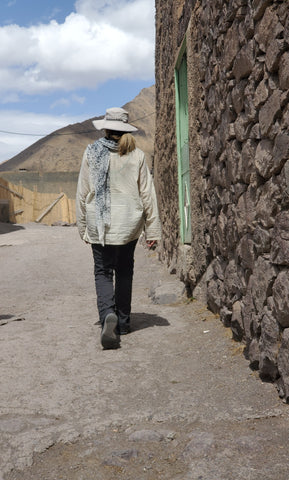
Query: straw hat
92 107 138 132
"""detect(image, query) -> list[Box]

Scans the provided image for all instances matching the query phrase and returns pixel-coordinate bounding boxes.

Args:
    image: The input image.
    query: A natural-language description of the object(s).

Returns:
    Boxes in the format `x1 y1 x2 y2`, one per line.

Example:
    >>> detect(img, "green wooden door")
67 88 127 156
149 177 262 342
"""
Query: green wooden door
175 51 191 243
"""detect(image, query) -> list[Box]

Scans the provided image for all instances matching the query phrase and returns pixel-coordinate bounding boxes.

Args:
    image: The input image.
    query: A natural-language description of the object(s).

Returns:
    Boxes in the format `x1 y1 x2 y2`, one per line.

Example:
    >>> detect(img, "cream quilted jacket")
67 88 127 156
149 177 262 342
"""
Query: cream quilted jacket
76 146 161 245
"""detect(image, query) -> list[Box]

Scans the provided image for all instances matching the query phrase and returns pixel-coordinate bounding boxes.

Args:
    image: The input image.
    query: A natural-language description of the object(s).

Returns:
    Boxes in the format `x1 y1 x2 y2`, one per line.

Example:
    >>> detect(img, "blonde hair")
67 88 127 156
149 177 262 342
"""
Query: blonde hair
118 133 136 156
106 130 136 156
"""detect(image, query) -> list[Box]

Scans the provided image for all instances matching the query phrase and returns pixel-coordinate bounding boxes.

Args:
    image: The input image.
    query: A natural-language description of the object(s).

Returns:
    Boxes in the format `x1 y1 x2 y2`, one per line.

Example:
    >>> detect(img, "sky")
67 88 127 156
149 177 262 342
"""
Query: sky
0 0 155 164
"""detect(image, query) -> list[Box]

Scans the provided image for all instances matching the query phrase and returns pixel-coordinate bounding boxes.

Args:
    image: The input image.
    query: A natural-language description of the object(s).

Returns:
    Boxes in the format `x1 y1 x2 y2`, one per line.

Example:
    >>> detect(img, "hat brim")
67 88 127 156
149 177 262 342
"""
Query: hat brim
92 119 138 132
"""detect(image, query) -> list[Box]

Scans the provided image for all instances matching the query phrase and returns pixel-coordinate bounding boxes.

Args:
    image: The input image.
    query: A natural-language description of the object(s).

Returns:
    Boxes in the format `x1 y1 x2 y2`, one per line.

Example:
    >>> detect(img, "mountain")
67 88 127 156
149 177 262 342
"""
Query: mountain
0 86 155 173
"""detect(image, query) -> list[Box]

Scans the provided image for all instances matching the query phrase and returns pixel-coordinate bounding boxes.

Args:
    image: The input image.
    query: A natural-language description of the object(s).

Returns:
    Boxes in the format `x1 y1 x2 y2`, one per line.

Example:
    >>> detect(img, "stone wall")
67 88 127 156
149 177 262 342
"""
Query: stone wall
155 0 289 401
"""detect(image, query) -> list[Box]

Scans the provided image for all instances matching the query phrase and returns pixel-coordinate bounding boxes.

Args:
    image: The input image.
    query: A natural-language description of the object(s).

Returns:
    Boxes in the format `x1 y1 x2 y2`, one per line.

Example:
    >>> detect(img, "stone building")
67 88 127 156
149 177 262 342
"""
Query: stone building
154 0 289 401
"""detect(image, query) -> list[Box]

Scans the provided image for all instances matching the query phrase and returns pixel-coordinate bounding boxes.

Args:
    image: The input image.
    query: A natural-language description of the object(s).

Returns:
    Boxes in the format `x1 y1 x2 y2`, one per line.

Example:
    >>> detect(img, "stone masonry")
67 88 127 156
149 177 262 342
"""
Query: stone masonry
155 0 289 401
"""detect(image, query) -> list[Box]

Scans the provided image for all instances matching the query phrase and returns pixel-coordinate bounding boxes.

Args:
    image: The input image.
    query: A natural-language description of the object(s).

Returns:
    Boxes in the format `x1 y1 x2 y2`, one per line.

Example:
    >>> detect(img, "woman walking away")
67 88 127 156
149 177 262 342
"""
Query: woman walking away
76 107 161 349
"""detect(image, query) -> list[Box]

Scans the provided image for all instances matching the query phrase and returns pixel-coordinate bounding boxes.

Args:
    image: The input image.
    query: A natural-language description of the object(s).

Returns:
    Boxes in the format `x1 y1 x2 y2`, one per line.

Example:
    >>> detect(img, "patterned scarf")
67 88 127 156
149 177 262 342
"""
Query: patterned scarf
86 137 119 245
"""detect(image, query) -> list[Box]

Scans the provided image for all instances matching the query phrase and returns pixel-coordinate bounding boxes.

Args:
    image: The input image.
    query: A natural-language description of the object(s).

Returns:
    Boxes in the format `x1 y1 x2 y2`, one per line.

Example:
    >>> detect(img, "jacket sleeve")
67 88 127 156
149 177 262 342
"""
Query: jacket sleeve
76 149 90 239
138 154 162 241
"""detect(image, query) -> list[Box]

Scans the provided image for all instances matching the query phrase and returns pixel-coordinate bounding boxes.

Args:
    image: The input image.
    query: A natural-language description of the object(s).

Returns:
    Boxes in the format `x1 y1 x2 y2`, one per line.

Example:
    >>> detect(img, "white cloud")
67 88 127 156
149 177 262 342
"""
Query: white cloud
50 98 71 109
50 93 86 109
0 0 155 99
1 93 20 104
71 94 85 104
0 110 87 163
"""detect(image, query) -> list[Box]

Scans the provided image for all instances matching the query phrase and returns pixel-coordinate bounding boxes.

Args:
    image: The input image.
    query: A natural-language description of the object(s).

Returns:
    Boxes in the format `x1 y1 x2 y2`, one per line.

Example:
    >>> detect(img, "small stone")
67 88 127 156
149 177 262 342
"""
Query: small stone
128 430 164 442
183 431 214 458
149 282 185 305
112 449 138 461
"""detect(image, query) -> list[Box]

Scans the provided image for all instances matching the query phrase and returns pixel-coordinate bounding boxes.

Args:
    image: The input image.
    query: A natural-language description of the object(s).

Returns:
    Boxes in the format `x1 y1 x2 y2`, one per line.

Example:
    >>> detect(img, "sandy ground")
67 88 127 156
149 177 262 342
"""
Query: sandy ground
0 222 289 480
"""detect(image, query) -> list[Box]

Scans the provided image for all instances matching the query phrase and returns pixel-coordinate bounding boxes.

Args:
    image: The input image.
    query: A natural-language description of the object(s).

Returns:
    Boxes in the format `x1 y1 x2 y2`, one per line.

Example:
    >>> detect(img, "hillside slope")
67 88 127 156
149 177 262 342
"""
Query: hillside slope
0 86 155 173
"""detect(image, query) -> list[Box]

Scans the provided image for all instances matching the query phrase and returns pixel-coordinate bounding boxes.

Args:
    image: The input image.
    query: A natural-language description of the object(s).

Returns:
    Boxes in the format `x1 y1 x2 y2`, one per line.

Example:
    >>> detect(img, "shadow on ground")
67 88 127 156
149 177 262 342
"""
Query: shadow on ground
0 223 25 234
130 312 170 332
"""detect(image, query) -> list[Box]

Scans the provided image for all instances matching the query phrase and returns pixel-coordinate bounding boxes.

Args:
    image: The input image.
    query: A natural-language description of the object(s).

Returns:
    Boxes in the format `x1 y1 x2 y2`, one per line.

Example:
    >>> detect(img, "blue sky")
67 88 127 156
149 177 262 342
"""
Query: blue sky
0 0 155 163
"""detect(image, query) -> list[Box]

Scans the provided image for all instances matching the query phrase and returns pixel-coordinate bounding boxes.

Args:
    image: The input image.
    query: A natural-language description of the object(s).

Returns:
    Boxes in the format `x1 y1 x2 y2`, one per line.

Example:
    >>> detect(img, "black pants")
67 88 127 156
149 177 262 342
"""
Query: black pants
91 239 138 327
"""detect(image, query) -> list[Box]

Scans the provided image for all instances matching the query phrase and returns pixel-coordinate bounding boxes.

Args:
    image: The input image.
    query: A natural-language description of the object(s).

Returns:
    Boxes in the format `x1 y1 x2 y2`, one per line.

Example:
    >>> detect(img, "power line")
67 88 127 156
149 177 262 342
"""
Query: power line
0 111 156 137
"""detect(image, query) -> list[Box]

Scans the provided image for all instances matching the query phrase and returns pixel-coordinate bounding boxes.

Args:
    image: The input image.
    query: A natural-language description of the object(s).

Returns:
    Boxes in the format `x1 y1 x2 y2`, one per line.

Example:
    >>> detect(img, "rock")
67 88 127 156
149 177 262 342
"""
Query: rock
271 211 289 266
256 177 282 229
113 449 138 460
259 90 282 136
243 6 254 40
149 281 185 305
231 79 247 113
249 123 261 140
235 187 257 237
234 113 252 142
285 160 289 196
272 271 289 328
220 306 232 327
250 256 277 313
259 306 281 380
231 300 244 341
244 82 258 122
254 4 278 45
232 40 255 81
265 39 286 73
254 79 269 108
279 51 289 90
236 234 256 271
207 277 225 314
252 227 271 255
213 210 228 257
273 131 289 169
226 139 243 183
254 139 274 179
103 449 138 467
252 0 271 22
277 329 289 402
128 430 164 442
224 260 246 307
183 431 214 458
248 337 260 370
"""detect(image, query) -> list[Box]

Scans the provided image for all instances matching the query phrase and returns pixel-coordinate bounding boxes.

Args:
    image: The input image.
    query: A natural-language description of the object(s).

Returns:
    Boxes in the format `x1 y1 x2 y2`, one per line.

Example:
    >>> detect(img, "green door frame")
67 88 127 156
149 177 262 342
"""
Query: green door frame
175 38 191 244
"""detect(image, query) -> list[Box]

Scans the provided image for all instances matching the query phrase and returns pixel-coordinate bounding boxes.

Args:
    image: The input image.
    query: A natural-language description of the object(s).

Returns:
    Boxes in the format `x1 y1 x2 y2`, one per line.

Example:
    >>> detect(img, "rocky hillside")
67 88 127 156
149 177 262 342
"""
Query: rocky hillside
0 86 155 172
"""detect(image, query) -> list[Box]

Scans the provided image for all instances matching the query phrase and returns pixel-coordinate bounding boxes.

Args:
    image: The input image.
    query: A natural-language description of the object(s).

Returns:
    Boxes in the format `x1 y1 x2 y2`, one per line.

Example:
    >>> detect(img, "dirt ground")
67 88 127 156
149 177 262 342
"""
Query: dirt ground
1 222 289 480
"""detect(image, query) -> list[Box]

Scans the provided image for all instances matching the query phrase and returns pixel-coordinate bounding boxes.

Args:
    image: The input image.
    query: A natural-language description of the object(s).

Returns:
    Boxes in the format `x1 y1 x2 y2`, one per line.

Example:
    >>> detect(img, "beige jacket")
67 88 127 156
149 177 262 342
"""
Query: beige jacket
76 146 161 245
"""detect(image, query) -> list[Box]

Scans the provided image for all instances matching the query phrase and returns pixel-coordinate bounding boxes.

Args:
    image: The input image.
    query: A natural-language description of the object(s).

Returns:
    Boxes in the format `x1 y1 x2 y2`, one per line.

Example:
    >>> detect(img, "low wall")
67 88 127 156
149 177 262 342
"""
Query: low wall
0 171 79 199
155 0 289 401
0 178 75 225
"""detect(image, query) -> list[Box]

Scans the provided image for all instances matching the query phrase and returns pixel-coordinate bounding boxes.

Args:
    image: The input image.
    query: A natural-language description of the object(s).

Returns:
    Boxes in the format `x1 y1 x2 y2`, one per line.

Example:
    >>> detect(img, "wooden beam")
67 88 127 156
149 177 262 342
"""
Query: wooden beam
0 182 24 199
35 193 65 223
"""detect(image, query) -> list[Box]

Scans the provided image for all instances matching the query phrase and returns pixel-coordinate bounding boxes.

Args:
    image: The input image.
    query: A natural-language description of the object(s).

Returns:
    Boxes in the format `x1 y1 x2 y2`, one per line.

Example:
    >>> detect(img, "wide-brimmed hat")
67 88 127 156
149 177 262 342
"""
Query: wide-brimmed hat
92 107 138 132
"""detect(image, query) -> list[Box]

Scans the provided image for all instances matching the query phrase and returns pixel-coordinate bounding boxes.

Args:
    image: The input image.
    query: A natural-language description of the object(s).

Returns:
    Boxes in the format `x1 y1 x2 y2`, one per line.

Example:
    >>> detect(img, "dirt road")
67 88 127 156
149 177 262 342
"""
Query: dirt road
1 223 289 479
